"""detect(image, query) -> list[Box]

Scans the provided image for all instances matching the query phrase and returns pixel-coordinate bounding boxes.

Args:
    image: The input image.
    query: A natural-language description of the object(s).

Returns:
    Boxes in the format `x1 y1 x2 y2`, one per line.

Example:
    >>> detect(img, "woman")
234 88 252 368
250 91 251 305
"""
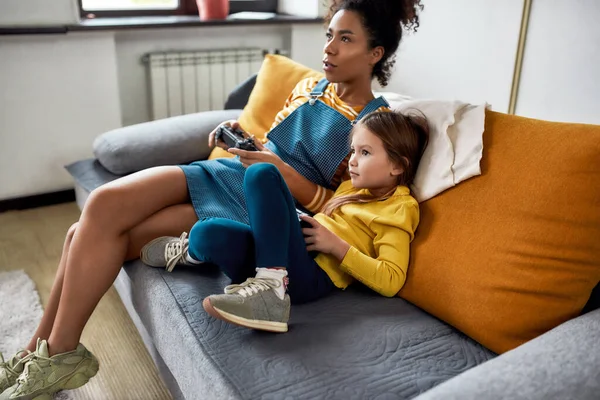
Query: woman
0 1 423 398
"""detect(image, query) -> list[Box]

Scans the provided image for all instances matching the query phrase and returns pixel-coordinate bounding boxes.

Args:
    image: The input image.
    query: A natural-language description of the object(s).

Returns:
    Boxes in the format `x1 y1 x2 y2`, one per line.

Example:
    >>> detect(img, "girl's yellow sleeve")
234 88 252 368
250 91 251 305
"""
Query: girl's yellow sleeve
339 202 419 297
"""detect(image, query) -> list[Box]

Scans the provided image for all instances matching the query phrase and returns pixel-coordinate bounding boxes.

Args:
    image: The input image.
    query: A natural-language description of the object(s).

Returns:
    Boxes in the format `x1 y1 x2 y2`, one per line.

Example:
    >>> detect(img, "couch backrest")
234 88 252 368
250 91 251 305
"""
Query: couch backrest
399 110 600 353
224 74 257 110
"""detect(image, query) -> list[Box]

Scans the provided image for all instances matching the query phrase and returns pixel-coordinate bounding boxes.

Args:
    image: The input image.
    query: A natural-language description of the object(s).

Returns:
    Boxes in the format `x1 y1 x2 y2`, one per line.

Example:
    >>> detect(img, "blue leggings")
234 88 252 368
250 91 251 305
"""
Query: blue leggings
187 163 335 304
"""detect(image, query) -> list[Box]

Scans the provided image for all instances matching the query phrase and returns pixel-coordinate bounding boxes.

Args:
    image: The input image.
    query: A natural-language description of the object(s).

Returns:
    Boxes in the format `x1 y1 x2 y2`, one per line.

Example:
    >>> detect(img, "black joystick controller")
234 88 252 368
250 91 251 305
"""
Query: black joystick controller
215 125 258 151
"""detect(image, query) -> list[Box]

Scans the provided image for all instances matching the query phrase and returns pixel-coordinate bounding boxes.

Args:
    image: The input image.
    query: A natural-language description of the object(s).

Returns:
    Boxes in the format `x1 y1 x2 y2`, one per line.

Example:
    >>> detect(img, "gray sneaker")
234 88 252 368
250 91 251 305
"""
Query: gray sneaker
0 350 32 394
140 232 199 272
203 275 290 333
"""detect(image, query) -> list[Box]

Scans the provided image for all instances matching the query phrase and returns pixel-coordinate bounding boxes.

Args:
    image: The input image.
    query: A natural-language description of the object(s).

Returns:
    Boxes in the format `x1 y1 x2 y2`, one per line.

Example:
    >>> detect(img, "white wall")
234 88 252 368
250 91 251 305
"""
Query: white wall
290 24 325 72
0 33 122 199
516 0 600 124
0 0 78 25
116 25 290 126
388 0 524 112
278 0 329 18
289 0 524 113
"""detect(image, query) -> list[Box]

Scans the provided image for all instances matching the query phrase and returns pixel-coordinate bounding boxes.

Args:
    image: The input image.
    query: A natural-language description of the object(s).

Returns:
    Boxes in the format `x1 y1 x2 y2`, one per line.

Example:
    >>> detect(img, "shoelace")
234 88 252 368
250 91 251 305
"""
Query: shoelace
165 232 189 272
224 277 281 298
16 353 52 386
1 350 33 378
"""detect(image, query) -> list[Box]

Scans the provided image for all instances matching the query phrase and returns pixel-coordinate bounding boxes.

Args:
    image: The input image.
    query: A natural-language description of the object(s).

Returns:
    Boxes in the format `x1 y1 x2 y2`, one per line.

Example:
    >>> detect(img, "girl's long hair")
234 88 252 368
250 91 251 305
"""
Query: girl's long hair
322 111 429 216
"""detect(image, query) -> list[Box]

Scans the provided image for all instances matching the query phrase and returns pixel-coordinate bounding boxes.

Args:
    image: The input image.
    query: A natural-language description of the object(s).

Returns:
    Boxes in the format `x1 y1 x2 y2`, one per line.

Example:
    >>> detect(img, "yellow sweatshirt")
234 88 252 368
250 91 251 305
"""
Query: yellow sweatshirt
314 180 420 297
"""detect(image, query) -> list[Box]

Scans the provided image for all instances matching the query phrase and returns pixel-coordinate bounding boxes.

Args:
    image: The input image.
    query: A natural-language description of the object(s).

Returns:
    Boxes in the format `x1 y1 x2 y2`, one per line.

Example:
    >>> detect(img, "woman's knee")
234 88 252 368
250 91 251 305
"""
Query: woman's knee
82 185 127 229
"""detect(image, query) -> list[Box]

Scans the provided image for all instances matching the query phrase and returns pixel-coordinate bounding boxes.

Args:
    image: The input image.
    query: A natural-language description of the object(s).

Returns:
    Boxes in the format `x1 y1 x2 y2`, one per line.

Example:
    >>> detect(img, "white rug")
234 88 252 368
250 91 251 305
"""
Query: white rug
0 270 71 400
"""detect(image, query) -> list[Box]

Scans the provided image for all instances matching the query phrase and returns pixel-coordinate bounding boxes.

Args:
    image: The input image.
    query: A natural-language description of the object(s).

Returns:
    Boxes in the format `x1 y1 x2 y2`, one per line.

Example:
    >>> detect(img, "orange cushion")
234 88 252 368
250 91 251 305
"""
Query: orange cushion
399 110 600 354
208 54 323 160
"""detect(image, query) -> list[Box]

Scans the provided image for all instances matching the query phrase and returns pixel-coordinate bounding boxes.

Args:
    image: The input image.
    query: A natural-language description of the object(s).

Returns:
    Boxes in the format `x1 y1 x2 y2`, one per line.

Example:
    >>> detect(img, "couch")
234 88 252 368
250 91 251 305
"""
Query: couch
65 67 600 399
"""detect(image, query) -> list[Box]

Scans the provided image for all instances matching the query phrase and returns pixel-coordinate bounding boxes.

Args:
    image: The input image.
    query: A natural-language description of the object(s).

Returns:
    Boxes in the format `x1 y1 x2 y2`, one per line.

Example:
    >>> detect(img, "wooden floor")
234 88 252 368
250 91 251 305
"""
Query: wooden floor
0 203 172 400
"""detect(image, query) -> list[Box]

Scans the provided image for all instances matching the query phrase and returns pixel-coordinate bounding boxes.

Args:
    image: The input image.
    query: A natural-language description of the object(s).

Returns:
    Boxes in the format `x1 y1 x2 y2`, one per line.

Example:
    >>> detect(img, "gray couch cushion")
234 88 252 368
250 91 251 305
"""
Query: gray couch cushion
127 261 496 400
189 272 496 399
93 110 242 175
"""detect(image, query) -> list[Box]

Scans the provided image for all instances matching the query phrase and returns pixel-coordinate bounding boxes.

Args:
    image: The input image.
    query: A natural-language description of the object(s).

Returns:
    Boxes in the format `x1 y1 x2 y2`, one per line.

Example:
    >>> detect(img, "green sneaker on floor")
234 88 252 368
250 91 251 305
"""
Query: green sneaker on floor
0 350 32 394
0 339 99 400
203 268 291 333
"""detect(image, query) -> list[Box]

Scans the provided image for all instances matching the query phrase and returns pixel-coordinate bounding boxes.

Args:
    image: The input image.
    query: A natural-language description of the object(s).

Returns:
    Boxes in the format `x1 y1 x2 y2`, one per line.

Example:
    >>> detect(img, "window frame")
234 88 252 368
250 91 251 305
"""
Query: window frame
78 0 279 19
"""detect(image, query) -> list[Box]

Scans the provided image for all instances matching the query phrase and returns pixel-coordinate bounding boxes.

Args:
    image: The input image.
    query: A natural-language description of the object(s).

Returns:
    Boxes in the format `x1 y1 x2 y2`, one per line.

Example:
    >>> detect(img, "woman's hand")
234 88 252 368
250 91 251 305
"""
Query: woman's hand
228 138 285 170
208 120 242 150
300 215 351 261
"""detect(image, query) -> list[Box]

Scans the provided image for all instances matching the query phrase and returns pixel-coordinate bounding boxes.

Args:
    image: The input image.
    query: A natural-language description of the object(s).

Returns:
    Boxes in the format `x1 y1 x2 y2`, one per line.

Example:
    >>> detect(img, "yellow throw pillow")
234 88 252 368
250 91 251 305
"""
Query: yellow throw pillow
208 55 323 160
399 110 600 354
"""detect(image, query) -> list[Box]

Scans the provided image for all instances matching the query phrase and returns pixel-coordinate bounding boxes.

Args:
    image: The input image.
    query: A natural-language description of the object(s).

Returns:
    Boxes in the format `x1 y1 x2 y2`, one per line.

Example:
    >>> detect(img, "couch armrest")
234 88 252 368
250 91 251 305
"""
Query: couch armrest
93 109 242 175
413 309 600 400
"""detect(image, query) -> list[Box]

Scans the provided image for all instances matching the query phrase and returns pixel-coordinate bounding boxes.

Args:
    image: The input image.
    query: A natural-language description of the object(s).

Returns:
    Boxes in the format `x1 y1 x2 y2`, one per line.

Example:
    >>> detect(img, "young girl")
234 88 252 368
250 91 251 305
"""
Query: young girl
168 111 430 331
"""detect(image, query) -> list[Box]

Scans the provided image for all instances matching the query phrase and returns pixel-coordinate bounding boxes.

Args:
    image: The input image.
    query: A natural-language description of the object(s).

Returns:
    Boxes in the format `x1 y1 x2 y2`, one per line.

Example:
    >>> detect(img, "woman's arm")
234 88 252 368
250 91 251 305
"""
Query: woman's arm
279 163 334 210
229 142 336 212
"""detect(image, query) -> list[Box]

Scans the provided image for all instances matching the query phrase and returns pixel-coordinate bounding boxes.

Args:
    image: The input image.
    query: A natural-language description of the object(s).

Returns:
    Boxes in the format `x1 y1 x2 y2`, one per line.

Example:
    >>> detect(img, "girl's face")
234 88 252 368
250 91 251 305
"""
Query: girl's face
323 10 383 83
348 125 403 191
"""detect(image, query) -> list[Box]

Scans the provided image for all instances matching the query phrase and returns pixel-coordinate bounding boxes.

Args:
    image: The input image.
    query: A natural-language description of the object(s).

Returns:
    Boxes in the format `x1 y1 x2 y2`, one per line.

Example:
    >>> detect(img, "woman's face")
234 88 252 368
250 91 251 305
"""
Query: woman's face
323 10 383 83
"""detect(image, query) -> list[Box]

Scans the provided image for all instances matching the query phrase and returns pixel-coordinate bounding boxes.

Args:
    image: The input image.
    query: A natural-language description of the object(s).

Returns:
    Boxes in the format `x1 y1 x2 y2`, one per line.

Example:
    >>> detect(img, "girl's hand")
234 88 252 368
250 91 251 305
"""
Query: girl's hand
208 120 242 150
300 215 351 261
228 137 285 170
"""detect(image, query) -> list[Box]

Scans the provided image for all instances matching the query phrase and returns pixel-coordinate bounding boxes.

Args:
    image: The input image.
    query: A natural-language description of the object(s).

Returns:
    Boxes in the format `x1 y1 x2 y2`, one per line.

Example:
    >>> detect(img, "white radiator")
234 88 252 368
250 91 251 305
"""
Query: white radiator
143 48 283 120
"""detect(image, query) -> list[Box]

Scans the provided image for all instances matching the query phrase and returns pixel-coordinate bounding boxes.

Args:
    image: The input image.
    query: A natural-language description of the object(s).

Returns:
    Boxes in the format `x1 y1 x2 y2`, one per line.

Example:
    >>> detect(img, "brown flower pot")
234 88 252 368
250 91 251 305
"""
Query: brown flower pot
196 0 230 21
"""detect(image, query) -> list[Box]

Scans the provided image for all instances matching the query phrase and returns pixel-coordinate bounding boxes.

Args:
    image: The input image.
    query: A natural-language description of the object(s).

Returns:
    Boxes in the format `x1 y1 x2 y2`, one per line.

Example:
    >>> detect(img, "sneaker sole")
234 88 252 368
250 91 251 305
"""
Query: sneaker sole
202 297 288 333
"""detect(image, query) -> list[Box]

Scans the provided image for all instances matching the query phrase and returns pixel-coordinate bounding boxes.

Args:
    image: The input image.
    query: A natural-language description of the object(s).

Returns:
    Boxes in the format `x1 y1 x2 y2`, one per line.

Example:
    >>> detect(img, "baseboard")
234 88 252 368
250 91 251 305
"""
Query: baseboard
0 189 76 213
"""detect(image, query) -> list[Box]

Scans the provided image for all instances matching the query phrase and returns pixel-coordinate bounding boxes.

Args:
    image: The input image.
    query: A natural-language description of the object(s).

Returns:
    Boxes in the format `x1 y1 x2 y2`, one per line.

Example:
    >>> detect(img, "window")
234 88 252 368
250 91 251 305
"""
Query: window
79 0 278 18
82 0 179 11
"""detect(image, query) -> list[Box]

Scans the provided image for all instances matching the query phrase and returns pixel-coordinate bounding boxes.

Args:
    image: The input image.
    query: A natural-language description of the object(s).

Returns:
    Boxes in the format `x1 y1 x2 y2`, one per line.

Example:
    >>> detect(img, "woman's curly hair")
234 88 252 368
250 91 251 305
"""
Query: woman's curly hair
325 0 424 87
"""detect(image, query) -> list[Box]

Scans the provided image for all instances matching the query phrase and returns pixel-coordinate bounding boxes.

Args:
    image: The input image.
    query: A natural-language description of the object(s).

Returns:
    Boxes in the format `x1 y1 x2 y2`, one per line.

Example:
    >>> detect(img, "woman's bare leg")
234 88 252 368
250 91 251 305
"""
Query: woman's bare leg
123 203 198 261
24 200 198 353
43 166 198 356
25 223 78 352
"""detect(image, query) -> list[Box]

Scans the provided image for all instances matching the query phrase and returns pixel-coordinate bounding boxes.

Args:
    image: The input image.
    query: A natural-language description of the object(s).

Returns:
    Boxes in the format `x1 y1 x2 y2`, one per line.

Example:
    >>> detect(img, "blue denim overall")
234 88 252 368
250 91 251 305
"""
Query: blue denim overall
179 78 389 224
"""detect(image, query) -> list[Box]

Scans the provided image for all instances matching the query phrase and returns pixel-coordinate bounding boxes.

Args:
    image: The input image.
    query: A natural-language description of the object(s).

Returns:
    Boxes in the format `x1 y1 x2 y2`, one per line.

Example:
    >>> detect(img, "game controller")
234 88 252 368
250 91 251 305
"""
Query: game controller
215 124 258 151
296 209 311 228
296 209 319 258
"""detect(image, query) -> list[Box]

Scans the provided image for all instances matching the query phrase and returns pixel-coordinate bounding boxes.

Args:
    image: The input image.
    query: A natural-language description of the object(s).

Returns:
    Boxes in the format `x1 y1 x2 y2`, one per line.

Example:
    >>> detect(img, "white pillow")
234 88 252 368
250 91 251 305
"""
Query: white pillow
374 92 488 202
375 91 413 108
